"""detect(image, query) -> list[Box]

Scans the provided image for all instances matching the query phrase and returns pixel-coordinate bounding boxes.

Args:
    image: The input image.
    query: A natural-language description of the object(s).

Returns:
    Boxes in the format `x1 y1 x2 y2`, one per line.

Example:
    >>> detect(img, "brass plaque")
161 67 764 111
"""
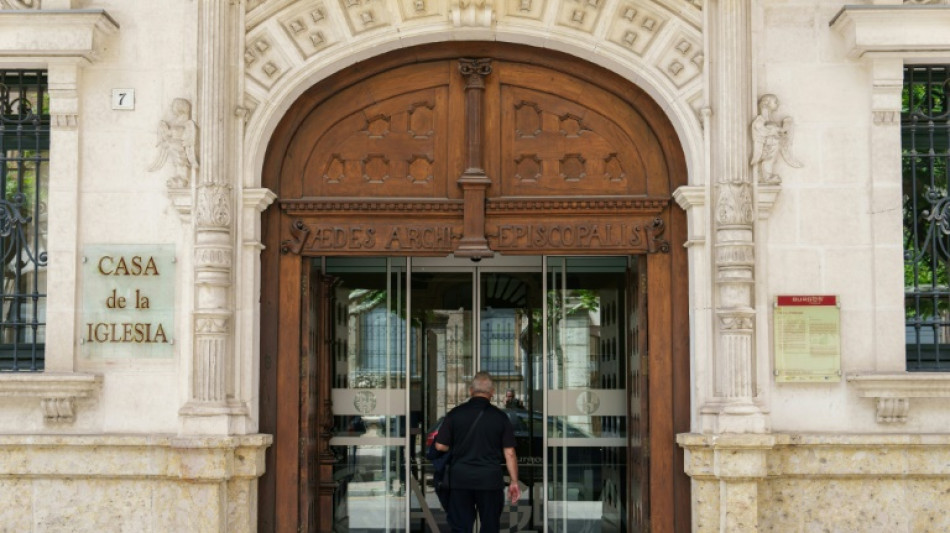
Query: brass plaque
773 295 841 383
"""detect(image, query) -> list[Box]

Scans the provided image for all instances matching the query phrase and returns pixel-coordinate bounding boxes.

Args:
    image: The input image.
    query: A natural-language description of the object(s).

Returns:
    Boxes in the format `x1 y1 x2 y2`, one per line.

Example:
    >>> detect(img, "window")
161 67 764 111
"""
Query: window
903 65 950 371
0 70 48 371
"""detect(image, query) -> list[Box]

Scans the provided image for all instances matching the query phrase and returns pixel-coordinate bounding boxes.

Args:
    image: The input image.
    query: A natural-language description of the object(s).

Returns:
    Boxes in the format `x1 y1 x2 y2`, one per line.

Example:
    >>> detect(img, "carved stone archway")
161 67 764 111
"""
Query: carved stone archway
258 42 691 532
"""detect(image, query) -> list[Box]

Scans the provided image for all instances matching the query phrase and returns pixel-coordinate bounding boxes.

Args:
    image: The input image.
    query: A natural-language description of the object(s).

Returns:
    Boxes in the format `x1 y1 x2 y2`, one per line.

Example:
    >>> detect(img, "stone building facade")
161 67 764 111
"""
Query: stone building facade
1 0 949 531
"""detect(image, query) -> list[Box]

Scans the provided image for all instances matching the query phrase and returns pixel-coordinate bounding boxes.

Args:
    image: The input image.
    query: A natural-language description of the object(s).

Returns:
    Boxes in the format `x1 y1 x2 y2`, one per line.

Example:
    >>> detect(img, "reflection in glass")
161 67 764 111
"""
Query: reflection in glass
325 257 408 532
410 271 473 531
546 257 628 533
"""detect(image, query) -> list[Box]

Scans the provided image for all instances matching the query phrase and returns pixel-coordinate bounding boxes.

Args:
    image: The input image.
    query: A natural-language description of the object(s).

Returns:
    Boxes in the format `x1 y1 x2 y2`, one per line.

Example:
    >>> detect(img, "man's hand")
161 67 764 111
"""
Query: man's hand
503 446 520 504
507 482 521 504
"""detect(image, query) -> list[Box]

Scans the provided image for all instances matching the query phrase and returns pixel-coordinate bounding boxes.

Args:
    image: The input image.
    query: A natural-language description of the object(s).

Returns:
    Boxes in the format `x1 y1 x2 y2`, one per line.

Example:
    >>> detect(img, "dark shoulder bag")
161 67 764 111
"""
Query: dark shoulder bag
441 405 487 491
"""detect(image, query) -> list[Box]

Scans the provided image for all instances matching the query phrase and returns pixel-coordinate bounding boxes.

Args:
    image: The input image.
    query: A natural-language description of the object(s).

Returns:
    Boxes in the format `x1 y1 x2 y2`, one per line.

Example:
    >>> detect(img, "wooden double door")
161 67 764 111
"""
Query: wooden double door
259 43 690 532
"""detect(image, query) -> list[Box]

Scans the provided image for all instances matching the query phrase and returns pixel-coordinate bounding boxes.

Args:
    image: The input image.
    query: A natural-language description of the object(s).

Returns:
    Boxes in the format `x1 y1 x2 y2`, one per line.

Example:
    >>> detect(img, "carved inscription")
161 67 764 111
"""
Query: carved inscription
489 219 669 253
285 223 459 254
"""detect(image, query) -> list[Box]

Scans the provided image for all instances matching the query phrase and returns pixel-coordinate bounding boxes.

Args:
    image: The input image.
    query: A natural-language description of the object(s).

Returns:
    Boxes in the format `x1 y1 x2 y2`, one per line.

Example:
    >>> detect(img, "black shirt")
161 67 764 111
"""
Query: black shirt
435 396 516 491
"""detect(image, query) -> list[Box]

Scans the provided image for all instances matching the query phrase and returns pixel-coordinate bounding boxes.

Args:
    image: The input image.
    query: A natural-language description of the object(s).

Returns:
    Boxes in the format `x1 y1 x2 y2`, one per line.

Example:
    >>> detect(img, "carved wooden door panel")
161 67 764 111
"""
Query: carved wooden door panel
628 256 650 531
300 266 336 533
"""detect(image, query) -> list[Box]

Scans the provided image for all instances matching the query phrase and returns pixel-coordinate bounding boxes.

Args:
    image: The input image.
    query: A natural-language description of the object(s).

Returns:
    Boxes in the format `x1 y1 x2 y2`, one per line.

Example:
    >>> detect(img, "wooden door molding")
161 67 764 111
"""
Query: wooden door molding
259 42 690 533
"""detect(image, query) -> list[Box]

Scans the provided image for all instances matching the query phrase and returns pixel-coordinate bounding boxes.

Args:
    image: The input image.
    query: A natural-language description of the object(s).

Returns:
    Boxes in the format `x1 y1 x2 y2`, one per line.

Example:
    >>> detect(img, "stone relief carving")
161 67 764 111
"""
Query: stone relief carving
608 3 668 56
904 0 948 4
241 0 704 127
876 397 909 424
41 397 75 423
715 181 753 225
556 0 605 33
148 98 199 189
278 3 335 58
196 185 232 228
750 94 802 185
0 0 39 8
340 0 391 33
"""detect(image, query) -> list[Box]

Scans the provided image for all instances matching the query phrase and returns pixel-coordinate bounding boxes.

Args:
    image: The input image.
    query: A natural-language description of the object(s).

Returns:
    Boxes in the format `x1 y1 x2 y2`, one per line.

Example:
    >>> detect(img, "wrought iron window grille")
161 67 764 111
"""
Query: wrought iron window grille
903 65 950 370
0 70 49 372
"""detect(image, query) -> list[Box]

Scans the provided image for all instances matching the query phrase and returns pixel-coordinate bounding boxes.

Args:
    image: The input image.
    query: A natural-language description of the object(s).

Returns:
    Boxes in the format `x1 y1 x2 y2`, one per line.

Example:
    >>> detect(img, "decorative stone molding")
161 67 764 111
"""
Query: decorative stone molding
872 110 899 126
756 185 781 220
848 372 950 424
450 0 493 27
242 189 276 246
673 185 705 247
50 113 78 129
166 186 192 223
0 9 118 61
0 373 101 423
832 5 950 59
241 0 704 138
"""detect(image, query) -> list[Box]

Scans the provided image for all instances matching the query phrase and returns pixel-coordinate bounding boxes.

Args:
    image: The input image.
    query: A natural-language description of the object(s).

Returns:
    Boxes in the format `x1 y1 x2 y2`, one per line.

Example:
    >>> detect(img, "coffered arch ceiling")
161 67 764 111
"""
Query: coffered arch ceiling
242 0 705 189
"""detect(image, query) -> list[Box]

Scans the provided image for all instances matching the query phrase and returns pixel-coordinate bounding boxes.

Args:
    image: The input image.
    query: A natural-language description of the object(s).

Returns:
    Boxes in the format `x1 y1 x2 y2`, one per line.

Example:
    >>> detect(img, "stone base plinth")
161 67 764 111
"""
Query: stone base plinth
679 433 950 532
0 434 271 532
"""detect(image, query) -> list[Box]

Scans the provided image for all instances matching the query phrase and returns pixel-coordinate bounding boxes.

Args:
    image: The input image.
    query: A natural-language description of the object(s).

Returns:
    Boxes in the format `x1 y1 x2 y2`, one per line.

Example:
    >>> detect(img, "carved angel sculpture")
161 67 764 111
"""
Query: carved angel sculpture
750 94 802 185
148 98 199 188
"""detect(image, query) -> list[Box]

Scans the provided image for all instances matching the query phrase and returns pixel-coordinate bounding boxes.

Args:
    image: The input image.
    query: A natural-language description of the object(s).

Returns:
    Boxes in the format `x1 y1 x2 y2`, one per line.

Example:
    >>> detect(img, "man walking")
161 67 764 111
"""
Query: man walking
435 371 521 532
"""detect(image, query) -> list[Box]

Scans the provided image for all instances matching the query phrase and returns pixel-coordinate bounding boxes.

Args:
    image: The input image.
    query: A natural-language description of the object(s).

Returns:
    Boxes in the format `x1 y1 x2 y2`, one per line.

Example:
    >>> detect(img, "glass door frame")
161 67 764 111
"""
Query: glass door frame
319 254 629 531
405 255 546 531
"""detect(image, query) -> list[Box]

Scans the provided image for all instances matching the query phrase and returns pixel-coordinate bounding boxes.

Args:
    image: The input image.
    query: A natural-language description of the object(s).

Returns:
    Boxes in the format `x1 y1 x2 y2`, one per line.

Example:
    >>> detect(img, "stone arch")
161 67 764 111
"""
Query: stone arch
255 40 692 531
241 1 705 190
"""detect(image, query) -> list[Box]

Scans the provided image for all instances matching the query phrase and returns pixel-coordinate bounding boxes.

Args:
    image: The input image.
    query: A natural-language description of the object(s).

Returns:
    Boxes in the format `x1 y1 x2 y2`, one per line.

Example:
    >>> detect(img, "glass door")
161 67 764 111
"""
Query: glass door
319 255 632 532
546 257 629 533
324 258 409 532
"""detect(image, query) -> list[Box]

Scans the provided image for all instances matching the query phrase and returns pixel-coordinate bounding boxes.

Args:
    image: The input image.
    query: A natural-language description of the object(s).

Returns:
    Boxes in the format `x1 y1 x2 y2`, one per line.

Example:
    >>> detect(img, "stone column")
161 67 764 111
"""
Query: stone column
708 0 766 432
180 0 244 434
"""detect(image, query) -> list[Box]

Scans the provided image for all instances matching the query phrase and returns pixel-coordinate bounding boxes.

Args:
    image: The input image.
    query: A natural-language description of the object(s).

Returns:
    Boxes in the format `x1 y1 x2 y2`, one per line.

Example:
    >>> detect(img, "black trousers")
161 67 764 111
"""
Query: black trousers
447 488 505 533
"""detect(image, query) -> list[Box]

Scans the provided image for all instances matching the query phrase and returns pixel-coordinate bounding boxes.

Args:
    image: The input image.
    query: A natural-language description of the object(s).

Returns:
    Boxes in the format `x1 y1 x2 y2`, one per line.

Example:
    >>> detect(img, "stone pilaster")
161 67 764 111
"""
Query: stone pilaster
707 0 766 432
180 0 245 433
45 62 81 373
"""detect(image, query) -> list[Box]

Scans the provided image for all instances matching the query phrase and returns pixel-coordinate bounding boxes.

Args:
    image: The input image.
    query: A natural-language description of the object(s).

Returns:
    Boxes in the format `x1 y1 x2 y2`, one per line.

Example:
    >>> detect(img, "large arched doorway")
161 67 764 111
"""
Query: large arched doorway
259 43 690 532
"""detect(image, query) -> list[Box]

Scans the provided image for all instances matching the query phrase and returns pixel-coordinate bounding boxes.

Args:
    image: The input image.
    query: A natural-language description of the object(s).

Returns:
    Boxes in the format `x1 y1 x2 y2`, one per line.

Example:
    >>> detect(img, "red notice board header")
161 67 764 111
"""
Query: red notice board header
776 295 837 306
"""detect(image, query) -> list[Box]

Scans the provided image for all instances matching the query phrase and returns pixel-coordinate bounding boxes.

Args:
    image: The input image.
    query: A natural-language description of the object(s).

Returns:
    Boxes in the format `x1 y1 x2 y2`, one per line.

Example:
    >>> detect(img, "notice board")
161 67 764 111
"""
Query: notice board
773 295 841 382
